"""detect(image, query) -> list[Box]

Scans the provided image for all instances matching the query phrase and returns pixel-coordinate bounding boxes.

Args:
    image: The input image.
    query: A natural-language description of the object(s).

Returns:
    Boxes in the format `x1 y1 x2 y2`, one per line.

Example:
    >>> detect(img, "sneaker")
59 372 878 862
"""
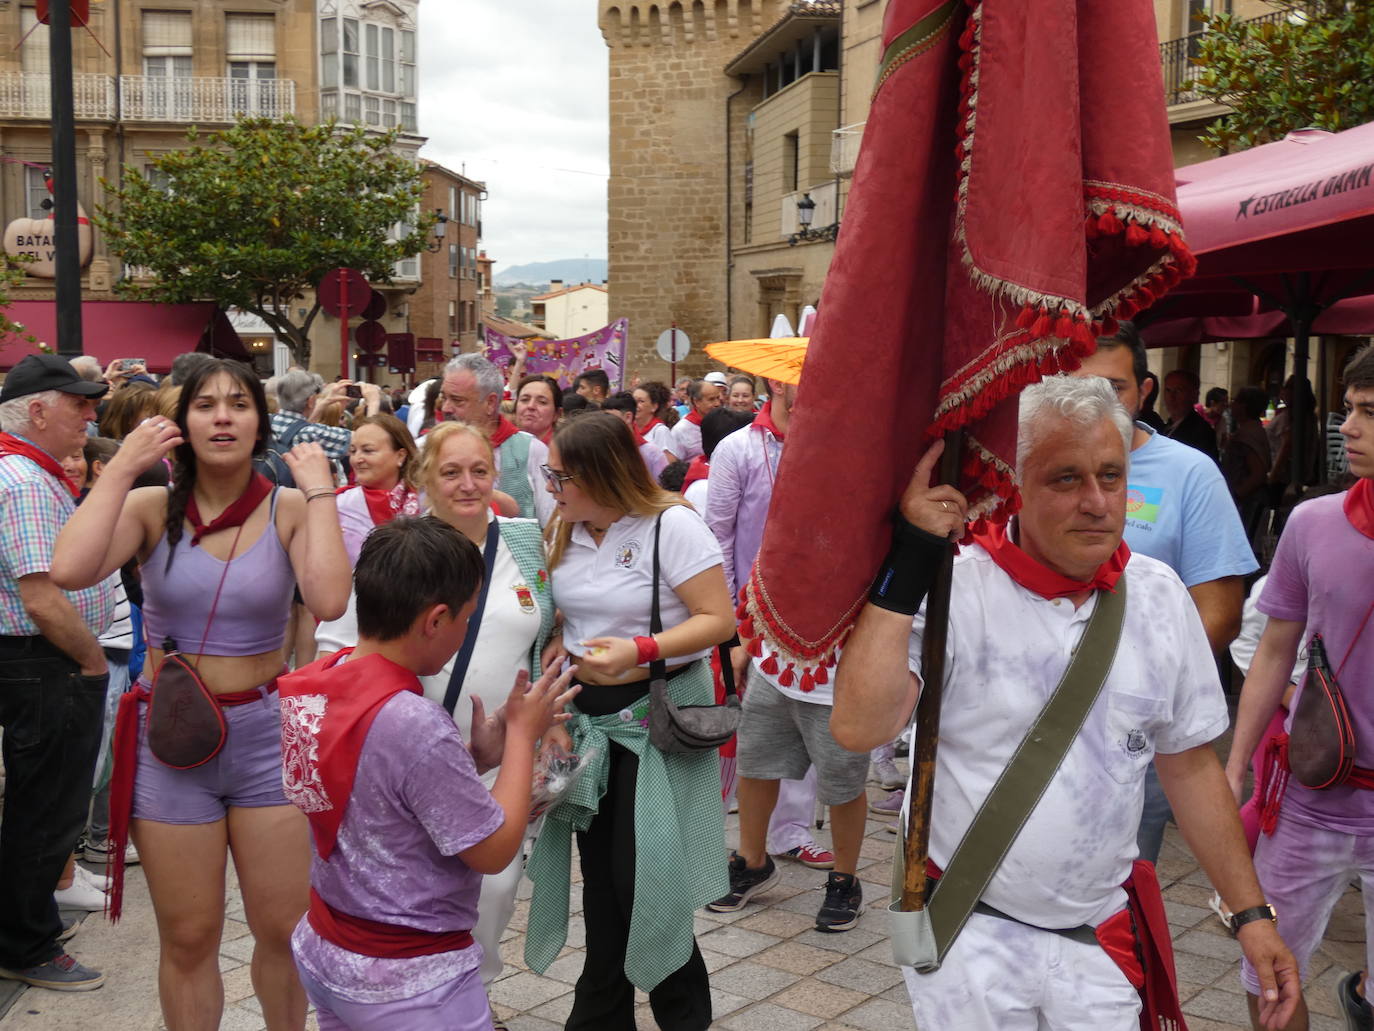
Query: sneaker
57 917 79 943
74 866 109 894
778 841 834 869
82 838 138 867
870 757 906 790
54 877 107 913
1207 890 1234 934
815 871 864 932
706 853 780 913
1336 971 1373 1031
0 952 104 991
869 788 904 817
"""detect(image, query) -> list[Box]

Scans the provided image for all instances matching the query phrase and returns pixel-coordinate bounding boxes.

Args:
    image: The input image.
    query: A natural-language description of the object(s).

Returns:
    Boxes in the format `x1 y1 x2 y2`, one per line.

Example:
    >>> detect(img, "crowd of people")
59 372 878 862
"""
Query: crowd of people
0 330 1367 1031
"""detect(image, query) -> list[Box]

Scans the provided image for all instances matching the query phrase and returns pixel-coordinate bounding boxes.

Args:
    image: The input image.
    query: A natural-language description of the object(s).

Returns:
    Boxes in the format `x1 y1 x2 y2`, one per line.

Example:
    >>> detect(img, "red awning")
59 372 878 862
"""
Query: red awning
0 301 252 373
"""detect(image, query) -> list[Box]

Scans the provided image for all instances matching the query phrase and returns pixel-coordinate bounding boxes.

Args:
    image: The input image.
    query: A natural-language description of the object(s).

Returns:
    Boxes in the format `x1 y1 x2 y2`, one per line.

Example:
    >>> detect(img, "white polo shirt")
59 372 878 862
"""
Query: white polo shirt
553 504 723 666
904 544 1227 929
669 417 703 461
643 421 674 456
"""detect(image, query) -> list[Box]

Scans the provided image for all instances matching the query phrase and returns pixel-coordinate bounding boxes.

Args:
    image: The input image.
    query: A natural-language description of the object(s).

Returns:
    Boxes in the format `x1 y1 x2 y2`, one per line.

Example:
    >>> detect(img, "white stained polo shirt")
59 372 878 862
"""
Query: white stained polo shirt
670 417 703 461
904 544 1227 930
554 504 723 666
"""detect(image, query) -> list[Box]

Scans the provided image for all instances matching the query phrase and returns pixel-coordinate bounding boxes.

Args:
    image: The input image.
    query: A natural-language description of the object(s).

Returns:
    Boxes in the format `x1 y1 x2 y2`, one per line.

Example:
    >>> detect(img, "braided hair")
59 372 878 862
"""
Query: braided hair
163 359 272 570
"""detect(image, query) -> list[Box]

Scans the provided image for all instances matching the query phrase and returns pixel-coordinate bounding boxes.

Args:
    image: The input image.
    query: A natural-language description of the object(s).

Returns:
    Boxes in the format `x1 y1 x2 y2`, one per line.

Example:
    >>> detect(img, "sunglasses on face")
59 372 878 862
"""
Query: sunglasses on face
540 463 575 494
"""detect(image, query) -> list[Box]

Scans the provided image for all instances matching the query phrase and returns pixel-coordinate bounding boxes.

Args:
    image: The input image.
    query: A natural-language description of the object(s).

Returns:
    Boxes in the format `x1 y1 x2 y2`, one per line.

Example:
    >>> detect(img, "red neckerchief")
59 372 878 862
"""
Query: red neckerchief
683 455 710 490
685 408 704 426
539 426 554 445
347 483 421 527
278 649 422 860
0 432 79 498
630 420 647 446
973 520 1129 600
753 401 786 441
490 416 520 447
1345 477 1374 540
185 472 272 547
639 417 665 434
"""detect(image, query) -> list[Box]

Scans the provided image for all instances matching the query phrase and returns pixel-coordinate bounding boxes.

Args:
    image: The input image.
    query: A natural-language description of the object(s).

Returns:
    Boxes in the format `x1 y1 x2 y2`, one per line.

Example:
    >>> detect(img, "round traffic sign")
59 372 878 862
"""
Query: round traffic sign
354 321 387 353
655 327 691 363
360 289 388 322
319 268 372 318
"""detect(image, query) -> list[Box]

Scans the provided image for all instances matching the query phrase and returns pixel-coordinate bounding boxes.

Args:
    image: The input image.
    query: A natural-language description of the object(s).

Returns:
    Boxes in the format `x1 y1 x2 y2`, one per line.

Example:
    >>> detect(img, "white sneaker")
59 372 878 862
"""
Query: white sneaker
870 758 906 790
54 877 107 912
74 866 109 894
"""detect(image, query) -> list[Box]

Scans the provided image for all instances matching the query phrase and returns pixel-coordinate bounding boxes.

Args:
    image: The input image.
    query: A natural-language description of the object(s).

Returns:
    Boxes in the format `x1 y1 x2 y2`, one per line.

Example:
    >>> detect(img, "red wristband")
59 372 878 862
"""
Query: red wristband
634 635 660 665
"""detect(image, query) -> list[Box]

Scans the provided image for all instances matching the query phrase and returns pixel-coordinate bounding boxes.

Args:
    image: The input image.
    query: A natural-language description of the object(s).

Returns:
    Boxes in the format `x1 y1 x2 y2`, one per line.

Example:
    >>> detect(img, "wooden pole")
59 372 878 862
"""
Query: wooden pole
901 429 963 909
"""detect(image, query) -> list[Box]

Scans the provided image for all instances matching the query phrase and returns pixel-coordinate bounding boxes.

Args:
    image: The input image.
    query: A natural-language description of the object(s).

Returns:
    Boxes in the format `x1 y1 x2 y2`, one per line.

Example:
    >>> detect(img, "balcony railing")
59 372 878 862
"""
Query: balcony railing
119 75 295 123
830 122 865 179
0 73 115 120
1161 9 1291 107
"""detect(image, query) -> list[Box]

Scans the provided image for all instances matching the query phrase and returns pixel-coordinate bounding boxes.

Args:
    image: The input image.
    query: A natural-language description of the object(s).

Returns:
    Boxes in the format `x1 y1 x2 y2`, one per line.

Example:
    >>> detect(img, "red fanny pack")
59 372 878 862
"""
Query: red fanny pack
307 888 473 959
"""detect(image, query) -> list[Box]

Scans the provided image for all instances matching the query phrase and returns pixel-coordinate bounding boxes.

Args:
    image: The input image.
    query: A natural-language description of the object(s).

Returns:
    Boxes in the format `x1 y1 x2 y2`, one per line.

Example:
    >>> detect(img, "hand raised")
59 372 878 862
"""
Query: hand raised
505 664 579 741
898 439 969 541
283 442 336 493
112 416 183 477
468 692 508 772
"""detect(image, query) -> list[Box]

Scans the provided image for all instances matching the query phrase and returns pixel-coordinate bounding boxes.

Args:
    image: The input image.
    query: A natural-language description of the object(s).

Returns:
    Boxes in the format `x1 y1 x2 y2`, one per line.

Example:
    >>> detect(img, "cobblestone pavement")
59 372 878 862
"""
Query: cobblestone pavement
1 772 1364 1030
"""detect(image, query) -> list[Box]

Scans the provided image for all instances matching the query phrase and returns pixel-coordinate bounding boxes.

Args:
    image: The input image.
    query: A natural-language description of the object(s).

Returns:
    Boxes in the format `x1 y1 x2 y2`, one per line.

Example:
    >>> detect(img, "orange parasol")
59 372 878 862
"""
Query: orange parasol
703 337 809 385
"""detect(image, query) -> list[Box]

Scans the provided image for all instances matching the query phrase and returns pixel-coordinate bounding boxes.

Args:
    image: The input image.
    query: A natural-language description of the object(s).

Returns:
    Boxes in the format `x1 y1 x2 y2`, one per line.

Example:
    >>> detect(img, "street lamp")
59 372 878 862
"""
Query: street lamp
427 208 449 252
788 191 839 246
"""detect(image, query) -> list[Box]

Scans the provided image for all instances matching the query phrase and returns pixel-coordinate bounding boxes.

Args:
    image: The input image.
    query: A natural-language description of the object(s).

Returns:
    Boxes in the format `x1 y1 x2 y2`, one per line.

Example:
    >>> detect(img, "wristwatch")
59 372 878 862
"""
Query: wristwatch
1229 903 1277 933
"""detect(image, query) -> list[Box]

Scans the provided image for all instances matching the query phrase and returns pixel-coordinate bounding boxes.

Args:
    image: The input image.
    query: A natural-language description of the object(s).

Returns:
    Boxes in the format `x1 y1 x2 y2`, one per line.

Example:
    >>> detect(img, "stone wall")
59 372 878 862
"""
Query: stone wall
602 0 782 379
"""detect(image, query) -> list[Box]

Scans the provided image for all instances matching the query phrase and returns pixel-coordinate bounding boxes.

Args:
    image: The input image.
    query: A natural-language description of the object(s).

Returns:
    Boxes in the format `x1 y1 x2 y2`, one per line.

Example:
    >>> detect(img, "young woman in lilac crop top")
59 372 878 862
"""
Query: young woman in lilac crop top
53 360 350 1031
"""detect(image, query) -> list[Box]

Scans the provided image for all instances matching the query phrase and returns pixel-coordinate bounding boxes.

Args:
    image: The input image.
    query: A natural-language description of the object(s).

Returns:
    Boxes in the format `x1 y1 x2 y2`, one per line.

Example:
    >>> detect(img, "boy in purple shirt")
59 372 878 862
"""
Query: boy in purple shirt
1227 344 1374 1031
279 516 576 1030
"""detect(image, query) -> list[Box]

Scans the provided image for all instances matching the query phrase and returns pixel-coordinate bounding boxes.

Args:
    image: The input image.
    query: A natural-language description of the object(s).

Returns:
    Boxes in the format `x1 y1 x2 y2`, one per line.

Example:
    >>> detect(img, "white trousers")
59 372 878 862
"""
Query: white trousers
901 912 1140 1031
475 852 523 985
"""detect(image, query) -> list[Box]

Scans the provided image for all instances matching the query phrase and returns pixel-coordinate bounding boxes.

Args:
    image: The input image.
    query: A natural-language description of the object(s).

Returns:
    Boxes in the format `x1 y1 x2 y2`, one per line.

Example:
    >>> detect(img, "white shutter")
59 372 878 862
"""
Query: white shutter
142 11 192 57
226 14 275 61
20 7 50 75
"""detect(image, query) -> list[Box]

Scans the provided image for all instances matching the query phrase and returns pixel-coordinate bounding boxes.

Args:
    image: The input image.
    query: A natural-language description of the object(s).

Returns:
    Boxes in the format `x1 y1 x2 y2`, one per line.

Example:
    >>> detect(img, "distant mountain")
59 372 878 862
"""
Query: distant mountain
494 259 607 288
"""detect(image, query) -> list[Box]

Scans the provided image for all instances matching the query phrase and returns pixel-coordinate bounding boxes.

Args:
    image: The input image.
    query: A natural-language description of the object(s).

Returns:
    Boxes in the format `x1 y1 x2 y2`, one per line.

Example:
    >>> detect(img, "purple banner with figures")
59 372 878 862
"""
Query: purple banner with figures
482 318 629 390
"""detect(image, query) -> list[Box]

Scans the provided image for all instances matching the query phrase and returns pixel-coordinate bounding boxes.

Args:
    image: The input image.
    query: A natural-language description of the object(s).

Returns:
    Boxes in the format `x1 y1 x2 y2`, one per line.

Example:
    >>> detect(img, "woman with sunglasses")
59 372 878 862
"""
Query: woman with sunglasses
526 412 734 1031
316 419 555 1014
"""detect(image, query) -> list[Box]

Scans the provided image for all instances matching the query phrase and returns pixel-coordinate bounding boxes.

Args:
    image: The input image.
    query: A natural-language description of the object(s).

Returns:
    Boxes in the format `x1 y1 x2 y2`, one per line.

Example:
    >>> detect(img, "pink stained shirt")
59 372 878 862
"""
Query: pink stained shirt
1258 489 1374 835
704 421 783 601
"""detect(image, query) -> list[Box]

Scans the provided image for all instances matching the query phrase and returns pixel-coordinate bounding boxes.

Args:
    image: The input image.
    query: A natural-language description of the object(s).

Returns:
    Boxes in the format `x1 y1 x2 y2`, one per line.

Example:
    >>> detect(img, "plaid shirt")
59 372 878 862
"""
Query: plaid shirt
270 411 351 460
0 450 115 637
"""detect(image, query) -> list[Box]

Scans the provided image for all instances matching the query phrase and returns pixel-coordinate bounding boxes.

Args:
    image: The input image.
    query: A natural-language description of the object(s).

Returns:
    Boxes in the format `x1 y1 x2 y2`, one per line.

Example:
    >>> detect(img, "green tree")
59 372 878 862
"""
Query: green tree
1194 2 1374 152
96 117 432 366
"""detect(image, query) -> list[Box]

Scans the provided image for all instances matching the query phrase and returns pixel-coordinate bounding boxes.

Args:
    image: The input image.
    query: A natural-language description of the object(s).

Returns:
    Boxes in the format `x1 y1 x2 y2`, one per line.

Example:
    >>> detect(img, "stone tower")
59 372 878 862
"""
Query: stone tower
601 0 781 378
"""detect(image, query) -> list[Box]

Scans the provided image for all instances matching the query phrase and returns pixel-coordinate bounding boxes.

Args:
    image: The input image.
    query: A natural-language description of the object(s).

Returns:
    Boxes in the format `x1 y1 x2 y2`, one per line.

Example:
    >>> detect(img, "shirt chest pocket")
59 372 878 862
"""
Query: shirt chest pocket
1103 689 1169 785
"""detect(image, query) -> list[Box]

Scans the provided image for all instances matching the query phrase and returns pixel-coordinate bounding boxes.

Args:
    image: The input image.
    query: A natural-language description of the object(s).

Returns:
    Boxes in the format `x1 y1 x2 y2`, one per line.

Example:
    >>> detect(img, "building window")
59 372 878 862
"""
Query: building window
320 90 338 119
449 186 458 220
141 11 193 119
400 30 416 98
342 18 359 87
364 95 379 125
449 301 457 336
227 14 277 116
381 98 396 128
449 243 458 278
25 165 50 219
144 165 172 193
782 132 799 192
344 91 361 123
400 102 417 133
20 6 49 75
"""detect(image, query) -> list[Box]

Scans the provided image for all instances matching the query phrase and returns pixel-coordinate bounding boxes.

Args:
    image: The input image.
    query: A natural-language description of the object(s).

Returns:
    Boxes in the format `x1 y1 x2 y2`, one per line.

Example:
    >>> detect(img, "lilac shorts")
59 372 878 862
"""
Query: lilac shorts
298 962 491 1031
1240 811 1374 994
132 686 288 824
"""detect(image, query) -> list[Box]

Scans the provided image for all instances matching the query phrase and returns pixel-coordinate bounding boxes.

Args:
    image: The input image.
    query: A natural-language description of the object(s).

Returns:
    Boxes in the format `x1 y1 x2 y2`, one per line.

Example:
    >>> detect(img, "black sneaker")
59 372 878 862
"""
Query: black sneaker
706 852 780 913
815 871 864 932
0 952 104 991
1335 971 1373 1031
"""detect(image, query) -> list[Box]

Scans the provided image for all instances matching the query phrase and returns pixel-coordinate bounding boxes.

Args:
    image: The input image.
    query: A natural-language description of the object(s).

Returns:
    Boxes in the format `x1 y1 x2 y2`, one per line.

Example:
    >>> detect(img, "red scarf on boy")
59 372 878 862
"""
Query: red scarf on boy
278 649 422 859
1345 477 1374 540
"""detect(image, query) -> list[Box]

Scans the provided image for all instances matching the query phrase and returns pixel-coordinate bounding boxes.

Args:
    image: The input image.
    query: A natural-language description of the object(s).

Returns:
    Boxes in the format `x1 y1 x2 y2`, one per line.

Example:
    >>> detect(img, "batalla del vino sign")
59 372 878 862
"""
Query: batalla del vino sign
3 204 95 278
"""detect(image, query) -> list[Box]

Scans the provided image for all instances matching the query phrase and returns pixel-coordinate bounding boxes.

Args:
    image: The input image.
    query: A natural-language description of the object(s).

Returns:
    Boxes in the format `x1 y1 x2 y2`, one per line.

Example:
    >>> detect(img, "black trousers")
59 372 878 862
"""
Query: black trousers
565 742 711 1031
0 639 107 969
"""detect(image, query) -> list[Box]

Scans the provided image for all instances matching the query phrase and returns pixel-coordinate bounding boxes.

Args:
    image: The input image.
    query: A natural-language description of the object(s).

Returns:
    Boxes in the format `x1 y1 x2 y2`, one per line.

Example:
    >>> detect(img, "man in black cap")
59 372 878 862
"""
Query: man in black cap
0 354 114 991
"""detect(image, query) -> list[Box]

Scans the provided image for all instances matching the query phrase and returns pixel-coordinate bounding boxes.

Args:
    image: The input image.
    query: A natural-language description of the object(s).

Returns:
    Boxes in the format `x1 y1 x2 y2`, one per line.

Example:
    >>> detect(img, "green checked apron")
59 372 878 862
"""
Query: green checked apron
497 432 536 519
524 660 728 991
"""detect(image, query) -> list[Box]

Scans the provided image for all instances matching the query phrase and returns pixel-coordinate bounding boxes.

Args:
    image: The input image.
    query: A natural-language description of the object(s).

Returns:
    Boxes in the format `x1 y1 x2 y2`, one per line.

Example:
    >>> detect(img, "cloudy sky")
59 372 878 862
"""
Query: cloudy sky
416 3 610 274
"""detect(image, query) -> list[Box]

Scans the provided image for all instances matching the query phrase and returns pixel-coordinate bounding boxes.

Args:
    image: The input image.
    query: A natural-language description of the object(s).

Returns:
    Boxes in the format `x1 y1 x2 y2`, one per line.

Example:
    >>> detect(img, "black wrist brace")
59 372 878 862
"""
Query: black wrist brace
867 514 951 615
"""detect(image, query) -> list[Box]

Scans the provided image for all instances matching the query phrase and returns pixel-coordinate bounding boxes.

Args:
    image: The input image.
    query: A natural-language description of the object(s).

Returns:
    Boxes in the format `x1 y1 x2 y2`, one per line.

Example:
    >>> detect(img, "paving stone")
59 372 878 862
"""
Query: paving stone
1172 949 1238 985
772 978 871 1018
1174 928 1244 963
504 1017 561 1031
834 996 914 1030
528 992 575 1024
699 924 784 958
1165 900 1213 930
717 1001 824 1030
813 955 904 995
709 986 753 1017
738 908 824 939
709 959 803 1001
219 934 257 964
755 941 848 976
791 925 886 955
486 971 572 1011
1182 987 1258 1025
538 950 586 986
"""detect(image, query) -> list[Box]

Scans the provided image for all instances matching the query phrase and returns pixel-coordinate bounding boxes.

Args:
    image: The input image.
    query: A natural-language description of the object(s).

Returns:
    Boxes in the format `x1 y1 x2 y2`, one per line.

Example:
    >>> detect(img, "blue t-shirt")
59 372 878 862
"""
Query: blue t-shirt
1123 423 1258 587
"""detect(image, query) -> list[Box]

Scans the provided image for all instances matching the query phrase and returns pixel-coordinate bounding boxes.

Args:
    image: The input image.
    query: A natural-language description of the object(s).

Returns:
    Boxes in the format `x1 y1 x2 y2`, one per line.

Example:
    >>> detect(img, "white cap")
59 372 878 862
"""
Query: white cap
704 371 729 386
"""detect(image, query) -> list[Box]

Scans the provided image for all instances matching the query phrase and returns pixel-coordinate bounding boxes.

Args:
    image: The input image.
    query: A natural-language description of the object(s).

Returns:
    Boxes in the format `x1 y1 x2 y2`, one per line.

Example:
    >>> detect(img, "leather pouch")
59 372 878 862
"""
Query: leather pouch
1287 634 1355 790
146 649 227 770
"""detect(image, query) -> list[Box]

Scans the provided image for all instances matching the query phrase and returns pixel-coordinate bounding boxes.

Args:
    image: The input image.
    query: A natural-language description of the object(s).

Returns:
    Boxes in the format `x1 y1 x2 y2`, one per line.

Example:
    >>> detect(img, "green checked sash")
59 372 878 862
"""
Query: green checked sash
495 517 555 678
497 432 536 519
524 660 728 991
892 580 1127 971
